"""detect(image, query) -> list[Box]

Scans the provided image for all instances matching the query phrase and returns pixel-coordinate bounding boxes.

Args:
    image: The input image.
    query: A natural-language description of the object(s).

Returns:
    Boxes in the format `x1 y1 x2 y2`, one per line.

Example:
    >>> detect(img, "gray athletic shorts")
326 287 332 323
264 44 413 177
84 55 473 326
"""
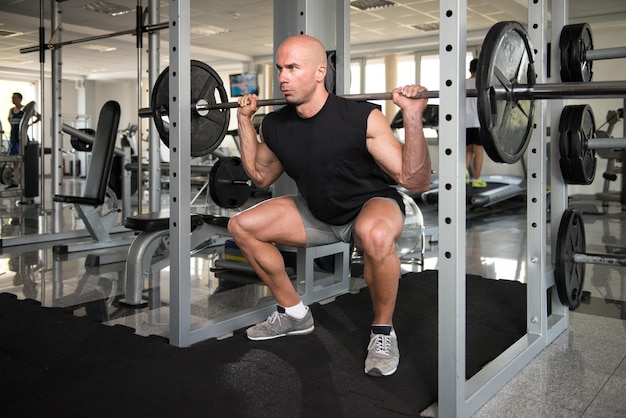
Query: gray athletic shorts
291 194 402 246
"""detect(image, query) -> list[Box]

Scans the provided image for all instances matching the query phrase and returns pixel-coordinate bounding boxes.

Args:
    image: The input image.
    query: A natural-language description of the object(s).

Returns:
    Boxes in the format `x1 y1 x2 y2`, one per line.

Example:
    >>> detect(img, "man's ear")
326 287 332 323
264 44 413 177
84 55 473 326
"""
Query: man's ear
316 64 327 83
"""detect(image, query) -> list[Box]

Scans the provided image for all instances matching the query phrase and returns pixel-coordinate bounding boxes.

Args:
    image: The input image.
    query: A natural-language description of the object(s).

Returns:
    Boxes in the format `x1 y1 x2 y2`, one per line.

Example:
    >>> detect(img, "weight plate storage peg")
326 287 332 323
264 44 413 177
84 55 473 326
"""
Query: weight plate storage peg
476 21 536 164
558 105 597 185
209 157 253 209
555 208 586 309
151 60 230 157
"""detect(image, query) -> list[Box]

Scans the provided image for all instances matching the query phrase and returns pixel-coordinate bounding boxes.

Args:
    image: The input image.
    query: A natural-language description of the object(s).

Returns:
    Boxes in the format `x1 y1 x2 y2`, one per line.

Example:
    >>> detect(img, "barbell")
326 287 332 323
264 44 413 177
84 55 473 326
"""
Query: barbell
560 23 626 83
208 156 253 208
139 21 626 164
555 208 626 309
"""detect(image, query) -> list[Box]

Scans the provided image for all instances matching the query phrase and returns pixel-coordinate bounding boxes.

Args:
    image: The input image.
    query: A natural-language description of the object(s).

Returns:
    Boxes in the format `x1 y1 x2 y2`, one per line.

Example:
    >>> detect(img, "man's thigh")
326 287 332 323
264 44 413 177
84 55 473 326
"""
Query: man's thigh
234 195 308 247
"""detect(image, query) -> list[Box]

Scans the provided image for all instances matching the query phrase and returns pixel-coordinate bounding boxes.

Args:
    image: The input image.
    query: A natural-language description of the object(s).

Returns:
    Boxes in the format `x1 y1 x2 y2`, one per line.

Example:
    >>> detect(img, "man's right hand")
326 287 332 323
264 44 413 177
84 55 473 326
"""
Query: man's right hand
237 94 259 119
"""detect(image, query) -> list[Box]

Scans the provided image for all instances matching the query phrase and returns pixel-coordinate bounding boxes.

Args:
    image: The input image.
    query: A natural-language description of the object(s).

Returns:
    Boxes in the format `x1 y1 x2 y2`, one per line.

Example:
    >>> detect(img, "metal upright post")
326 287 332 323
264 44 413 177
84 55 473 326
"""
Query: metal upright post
168 0 192 347
550 0 572 324
148 0 161 213
528 0 569 341
51 0 64 233
437 1 467 415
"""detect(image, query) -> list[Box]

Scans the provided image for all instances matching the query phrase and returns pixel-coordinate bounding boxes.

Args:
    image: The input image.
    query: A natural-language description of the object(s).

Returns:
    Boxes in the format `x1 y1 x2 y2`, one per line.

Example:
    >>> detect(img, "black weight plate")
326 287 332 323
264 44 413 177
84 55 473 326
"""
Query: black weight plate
559 25 575 83
559 23 593 82
558 105 596 185
477 21 536 164
209 157 252 209
558 106 574 159
578 105 597 185
559 156 575 184
555 208 586 309
152 60 230 157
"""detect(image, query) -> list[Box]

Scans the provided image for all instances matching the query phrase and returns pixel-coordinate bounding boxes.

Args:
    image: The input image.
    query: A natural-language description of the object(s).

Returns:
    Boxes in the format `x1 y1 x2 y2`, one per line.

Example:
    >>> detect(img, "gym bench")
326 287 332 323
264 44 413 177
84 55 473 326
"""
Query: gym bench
53 100 134 256
120 210 351 339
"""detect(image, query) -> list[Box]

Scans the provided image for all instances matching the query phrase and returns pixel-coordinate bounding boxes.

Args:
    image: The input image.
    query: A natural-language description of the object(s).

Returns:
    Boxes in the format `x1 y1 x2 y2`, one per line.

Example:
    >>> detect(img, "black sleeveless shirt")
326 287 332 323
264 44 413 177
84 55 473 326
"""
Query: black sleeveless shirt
262 94 404 225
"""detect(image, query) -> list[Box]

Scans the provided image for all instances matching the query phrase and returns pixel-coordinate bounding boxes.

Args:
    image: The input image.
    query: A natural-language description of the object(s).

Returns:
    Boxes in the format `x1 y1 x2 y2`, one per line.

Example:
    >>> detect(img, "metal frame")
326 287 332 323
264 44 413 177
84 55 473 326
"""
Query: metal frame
166 0 353 347
167 0 578 415
436 1 571 416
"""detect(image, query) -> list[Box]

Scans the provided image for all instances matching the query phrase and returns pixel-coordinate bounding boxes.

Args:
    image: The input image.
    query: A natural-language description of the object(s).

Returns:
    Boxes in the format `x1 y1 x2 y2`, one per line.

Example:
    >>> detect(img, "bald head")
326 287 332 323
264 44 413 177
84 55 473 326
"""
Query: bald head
277 35 327 68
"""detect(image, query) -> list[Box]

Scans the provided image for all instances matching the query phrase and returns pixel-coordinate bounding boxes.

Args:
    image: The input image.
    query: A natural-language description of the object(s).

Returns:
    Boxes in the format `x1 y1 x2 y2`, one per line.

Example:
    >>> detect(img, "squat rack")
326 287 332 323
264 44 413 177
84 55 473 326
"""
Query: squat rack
162 1 575 417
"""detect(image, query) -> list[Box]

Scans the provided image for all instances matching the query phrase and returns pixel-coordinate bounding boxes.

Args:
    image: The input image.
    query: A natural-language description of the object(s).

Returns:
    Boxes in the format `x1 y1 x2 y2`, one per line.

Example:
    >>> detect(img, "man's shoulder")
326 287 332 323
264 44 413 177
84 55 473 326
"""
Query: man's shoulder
331 94 377 112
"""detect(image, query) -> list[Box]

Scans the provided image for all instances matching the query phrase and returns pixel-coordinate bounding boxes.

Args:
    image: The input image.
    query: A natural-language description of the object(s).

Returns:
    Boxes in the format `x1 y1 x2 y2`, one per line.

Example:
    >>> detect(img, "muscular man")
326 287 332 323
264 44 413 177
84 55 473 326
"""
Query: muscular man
228 35 431 377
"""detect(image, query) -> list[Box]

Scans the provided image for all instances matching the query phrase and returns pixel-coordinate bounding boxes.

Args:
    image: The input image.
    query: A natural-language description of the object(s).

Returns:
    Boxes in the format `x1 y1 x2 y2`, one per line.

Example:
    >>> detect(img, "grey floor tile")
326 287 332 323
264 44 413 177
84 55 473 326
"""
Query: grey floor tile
582 375 626 418
472 389 580 418
498 351 611 412
615 358 626 379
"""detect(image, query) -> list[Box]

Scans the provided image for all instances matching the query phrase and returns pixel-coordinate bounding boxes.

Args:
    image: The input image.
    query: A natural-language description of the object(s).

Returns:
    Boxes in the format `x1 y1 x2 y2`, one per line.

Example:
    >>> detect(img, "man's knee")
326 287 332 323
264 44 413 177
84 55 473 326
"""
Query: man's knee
356 222 397 258
227 212 247 240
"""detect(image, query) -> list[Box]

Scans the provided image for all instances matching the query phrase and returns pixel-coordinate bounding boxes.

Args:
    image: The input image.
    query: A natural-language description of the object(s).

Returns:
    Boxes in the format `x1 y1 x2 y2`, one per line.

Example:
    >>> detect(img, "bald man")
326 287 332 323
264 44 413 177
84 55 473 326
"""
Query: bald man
229 35 431 377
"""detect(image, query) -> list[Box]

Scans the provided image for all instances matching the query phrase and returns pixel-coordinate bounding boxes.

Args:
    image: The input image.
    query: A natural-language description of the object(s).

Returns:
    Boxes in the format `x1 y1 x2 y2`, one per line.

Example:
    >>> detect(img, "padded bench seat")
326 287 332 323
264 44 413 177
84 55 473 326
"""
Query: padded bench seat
125 211 204 231
125 211 229 232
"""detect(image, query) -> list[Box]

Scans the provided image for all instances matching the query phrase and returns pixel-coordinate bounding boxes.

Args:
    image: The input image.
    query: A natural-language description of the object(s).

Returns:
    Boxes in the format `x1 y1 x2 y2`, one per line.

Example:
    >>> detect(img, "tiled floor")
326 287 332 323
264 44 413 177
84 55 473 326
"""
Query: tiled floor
0 178 624 417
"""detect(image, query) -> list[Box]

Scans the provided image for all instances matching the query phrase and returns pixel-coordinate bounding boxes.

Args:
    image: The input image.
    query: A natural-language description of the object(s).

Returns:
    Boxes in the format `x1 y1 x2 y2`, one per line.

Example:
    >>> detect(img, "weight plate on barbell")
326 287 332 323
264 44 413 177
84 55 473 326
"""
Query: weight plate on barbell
555 208 586 309
476 21 536 164
151 60 230 157
558 105 596 185
559 23 593 83
209 156 252 209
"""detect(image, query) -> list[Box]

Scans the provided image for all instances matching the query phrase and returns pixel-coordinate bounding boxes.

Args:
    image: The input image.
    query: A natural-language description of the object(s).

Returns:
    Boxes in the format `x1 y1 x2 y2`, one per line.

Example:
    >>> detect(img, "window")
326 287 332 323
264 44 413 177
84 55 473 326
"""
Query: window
397 54 416 87
349 61 361 94
364 57 385 109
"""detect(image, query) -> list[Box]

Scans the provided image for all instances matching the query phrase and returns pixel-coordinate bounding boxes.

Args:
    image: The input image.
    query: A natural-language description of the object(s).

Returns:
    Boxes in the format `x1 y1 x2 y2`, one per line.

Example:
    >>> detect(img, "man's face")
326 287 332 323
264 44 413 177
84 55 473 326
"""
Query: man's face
275 44 317 105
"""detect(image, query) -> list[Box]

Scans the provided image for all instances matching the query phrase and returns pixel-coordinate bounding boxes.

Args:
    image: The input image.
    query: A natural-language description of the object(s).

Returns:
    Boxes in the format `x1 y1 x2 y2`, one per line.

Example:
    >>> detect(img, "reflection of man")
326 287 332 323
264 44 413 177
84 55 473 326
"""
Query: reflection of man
465 59 486 188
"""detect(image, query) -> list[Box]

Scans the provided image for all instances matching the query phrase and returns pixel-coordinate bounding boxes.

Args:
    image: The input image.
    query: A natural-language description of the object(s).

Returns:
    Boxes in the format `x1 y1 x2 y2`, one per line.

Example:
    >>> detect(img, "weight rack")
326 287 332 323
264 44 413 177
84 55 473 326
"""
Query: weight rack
163 0 620 417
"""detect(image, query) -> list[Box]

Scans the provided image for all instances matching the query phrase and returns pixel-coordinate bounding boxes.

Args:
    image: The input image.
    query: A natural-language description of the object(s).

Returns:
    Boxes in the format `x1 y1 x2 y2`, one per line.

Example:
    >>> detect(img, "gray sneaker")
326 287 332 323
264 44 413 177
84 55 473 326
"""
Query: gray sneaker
364 330 399 377
246 307 314 340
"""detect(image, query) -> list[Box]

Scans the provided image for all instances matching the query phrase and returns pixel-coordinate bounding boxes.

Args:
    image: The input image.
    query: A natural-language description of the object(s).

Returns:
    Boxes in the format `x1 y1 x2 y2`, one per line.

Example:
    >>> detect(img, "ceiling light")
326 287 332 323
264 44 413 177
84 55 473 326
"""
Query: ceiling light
83 1 132 17
78 44 117 52
350 0 396 11
0 29 23 38
2 58 33 64
190 25 229 37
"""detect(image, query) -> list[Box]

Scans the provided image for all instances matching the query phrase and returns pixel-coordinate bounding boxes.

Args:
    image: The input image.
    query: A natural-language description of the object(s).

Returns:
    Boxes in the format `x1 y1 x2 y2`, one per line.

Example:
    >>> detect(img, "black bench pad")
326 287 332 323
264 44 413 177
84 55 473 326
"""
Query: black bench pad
125 211 204 232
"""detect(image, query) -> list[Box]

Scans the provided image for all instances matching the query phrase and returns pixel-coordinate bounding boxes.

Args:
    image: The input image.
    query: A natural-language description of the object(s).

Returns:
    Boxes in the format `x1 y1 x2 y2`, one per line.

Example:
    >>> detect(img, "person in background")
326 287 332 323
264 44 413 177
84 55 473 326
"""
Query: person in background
7 92 40 185
230 35 431 377
465 59 486 188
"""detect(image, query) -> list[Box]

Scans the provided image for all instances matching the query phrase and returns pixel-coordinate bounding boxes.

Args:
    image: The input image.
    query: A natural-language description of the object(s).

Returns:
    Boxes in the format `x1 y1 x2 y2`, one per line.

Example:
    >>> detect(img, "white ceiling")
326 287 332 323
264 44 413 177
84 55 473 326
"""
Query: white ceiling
0 0 625 81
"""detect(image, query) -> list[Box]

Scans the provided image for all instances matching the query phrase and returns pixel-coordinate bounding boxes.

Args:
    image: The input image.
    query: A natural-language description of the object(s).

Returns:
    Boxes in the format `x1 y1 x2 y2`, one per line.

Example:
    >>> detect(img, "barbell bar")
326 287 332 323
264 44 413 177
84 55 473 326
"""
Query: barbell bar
137 79 626 118
139 21 626 163
555 208 626 309
182 80 626 113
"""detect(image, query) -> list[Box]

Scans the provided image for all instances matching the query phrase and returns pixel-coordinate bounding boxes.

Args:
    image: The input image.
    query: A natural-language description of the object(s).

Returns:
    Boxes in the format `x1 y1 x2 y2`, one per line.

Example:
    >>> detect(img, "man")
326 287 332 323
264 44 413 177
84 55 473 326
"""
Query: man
228 35 431 377
465 58 486 188
8 92 40 178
